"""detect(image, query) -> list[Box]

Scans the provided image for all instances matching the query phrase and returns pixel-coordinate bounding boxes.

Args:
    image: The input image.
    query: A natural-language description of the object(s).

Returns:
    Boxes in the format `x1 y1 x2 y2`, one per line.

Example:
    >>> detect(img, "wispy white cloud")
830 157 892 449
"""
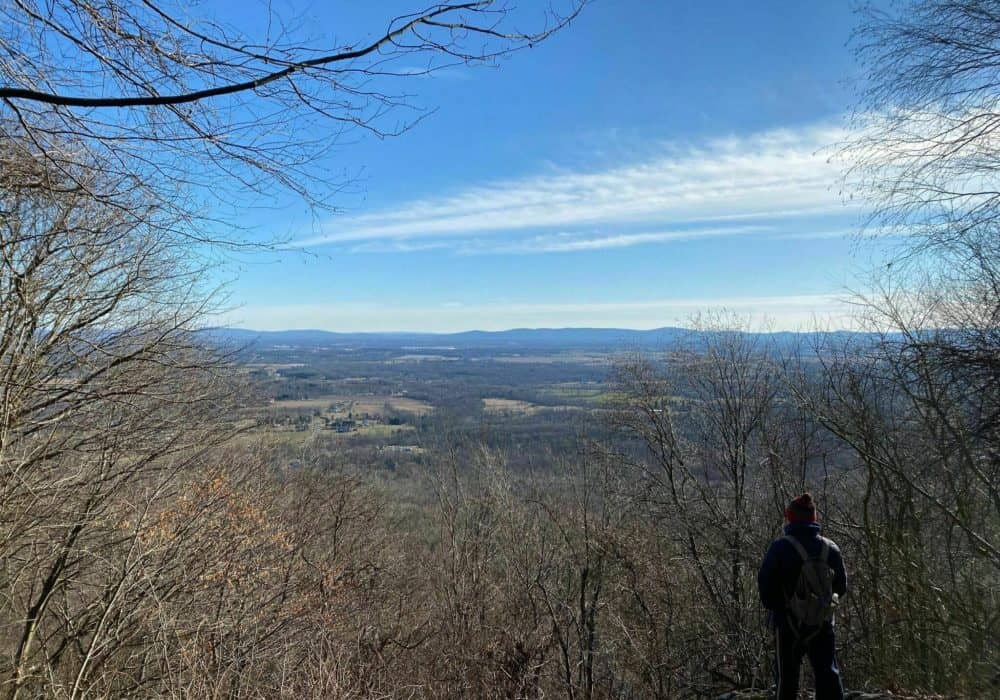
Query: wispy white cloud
225 293 855 333
344 223 868 255
295 123 853 250
347 240 454 254
478 225 771 253
767 228 857 241
348 225 772 255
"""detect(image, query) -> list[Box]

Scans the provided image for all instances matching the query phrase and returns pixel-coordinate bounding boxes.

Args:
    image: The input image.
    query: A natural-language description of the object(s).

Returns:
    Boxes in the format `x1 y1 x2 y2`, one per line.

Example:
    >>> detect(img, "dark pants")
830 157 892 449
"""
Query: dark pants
774 621 844 700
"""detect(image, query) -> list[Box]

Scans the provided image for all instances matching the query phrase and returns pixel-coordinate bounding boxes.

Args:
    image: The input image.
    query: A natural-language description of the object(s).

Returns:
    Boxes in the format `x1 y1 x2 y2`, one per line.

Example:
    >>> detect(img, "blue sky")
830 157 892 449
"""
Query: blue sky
219 1 880 332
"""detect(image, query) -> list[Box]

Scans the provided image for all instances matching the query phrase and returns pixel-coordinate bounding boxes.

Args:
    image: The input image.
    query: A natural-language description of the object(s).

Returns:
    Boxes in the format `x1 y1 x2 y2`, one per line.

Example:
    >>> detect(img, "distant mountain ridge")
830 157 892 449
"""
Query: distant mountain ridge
202 326 866 351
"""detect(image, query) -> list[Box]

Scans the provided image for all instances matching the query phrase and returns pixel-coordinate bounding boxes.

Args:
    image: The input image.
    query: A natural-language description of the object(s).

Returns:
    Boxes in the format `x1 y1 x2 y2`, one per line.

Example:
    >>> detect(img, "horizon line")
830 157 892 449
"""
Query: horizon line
206 325 864 336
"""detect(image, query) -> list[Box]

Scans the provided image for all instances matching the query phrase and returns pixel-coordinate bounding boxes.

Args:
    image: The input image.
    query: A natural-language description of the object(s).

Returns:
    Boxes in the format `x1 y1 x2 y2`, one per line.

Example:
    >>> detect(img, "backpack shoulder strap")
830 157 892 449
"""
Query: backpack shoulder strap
782 535 809 562
818 538 830 565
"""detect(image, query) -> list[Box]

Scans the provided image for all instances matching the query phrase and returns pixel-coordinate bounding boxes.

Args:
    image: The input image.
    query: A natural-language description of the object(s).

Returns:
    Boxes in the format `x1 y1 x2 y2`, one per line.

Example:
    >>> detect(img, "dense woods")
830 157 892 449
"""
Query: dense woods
0 0 997 697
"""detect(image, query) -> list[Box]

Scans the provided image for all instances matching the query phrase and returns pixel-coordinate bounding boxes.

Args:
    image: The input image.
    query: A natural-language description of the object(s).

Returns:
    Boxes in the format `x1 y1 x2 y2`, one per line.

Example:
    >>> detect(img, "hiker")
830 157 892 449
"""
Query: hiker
758 493 847 700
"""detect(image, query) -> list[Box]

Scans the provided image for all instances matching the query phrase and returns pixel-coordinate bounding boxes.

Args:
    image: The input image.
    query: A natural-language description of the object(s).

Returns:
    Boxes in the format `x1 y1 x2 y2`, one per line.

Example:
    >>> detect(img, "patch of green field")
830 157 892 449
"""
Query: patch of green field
539 383 608 404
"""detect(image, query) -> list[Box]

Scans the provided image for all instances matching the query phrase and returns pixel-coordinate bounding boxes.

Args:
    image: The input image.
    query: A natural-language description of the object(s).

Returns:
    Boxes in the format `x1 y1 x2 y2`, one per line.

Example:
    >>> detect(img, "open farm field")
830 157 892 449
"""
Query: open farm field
482 398 585 414
353 424 416 438
386 354 458 363
489 352 612 366
236 340 616 456
269 397 335 410
333 395 434 415
483 398 540 414
538 382 607 404
270 394 434 415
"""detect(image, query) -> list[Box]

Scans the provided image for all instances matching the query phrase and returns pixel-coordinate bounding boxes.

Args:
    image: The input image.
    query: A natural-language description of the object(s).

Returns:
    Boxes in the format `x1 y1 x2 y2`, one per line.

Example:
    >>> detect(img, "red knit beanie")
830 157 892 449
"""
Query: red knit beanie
785 493 818 523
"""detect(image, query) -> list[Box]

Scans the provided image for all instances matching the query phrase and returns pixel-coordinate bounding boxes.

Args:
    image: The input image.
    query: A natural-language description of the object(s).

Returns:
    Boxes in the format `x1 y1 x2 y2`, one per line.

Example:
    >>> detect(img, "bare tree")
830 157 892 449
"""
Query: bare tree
794 289 999 693
841 5 1000 689
0 3 591 695
0 0 586 225
0 144 242 698
848 0 1000 425
609 315 791 693
851 0 1000 243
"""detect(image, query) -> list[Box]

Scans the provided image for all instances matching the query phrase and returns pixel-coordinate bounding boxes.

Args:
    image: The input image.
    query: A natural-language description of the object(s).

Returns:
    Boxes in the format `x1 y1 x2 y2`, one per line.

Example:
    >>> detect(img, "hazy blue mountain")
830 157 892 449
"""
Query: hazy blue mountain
201 326 872 352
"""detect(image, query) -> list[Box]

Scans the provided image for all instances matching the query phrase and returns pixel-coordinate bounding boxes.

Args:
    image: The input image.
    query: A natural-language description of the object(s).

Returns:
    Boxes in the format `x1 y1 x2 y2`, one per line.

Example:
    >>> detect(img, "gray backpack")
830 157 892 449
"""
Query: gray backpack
782 535 838 638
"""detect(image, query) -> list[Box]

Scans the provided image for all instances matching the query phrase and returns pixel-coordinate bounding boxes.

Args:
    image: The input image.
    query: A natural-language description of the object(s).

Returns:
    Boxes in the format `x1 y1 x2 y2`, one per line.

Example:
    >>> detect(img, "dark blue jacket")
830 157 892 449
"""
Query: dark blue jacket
758 521 847 627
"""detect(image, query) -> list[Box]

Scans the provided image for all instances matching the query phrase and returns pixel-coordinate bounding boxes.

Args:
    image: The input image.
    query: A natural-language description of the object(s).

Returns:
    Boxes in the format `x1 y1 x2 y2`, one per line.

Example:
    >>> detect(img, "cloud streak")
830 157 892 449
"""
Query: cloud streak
348 225 774 254
296 123 853 250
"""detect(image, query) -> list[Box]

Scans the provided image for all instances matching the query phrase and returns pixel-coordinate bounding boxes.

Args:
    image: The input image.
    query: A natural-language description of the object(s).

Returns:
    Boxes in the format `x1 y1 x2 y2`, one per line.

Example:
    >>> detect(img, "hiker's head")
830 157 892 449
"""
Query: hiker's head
785 492 818 523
